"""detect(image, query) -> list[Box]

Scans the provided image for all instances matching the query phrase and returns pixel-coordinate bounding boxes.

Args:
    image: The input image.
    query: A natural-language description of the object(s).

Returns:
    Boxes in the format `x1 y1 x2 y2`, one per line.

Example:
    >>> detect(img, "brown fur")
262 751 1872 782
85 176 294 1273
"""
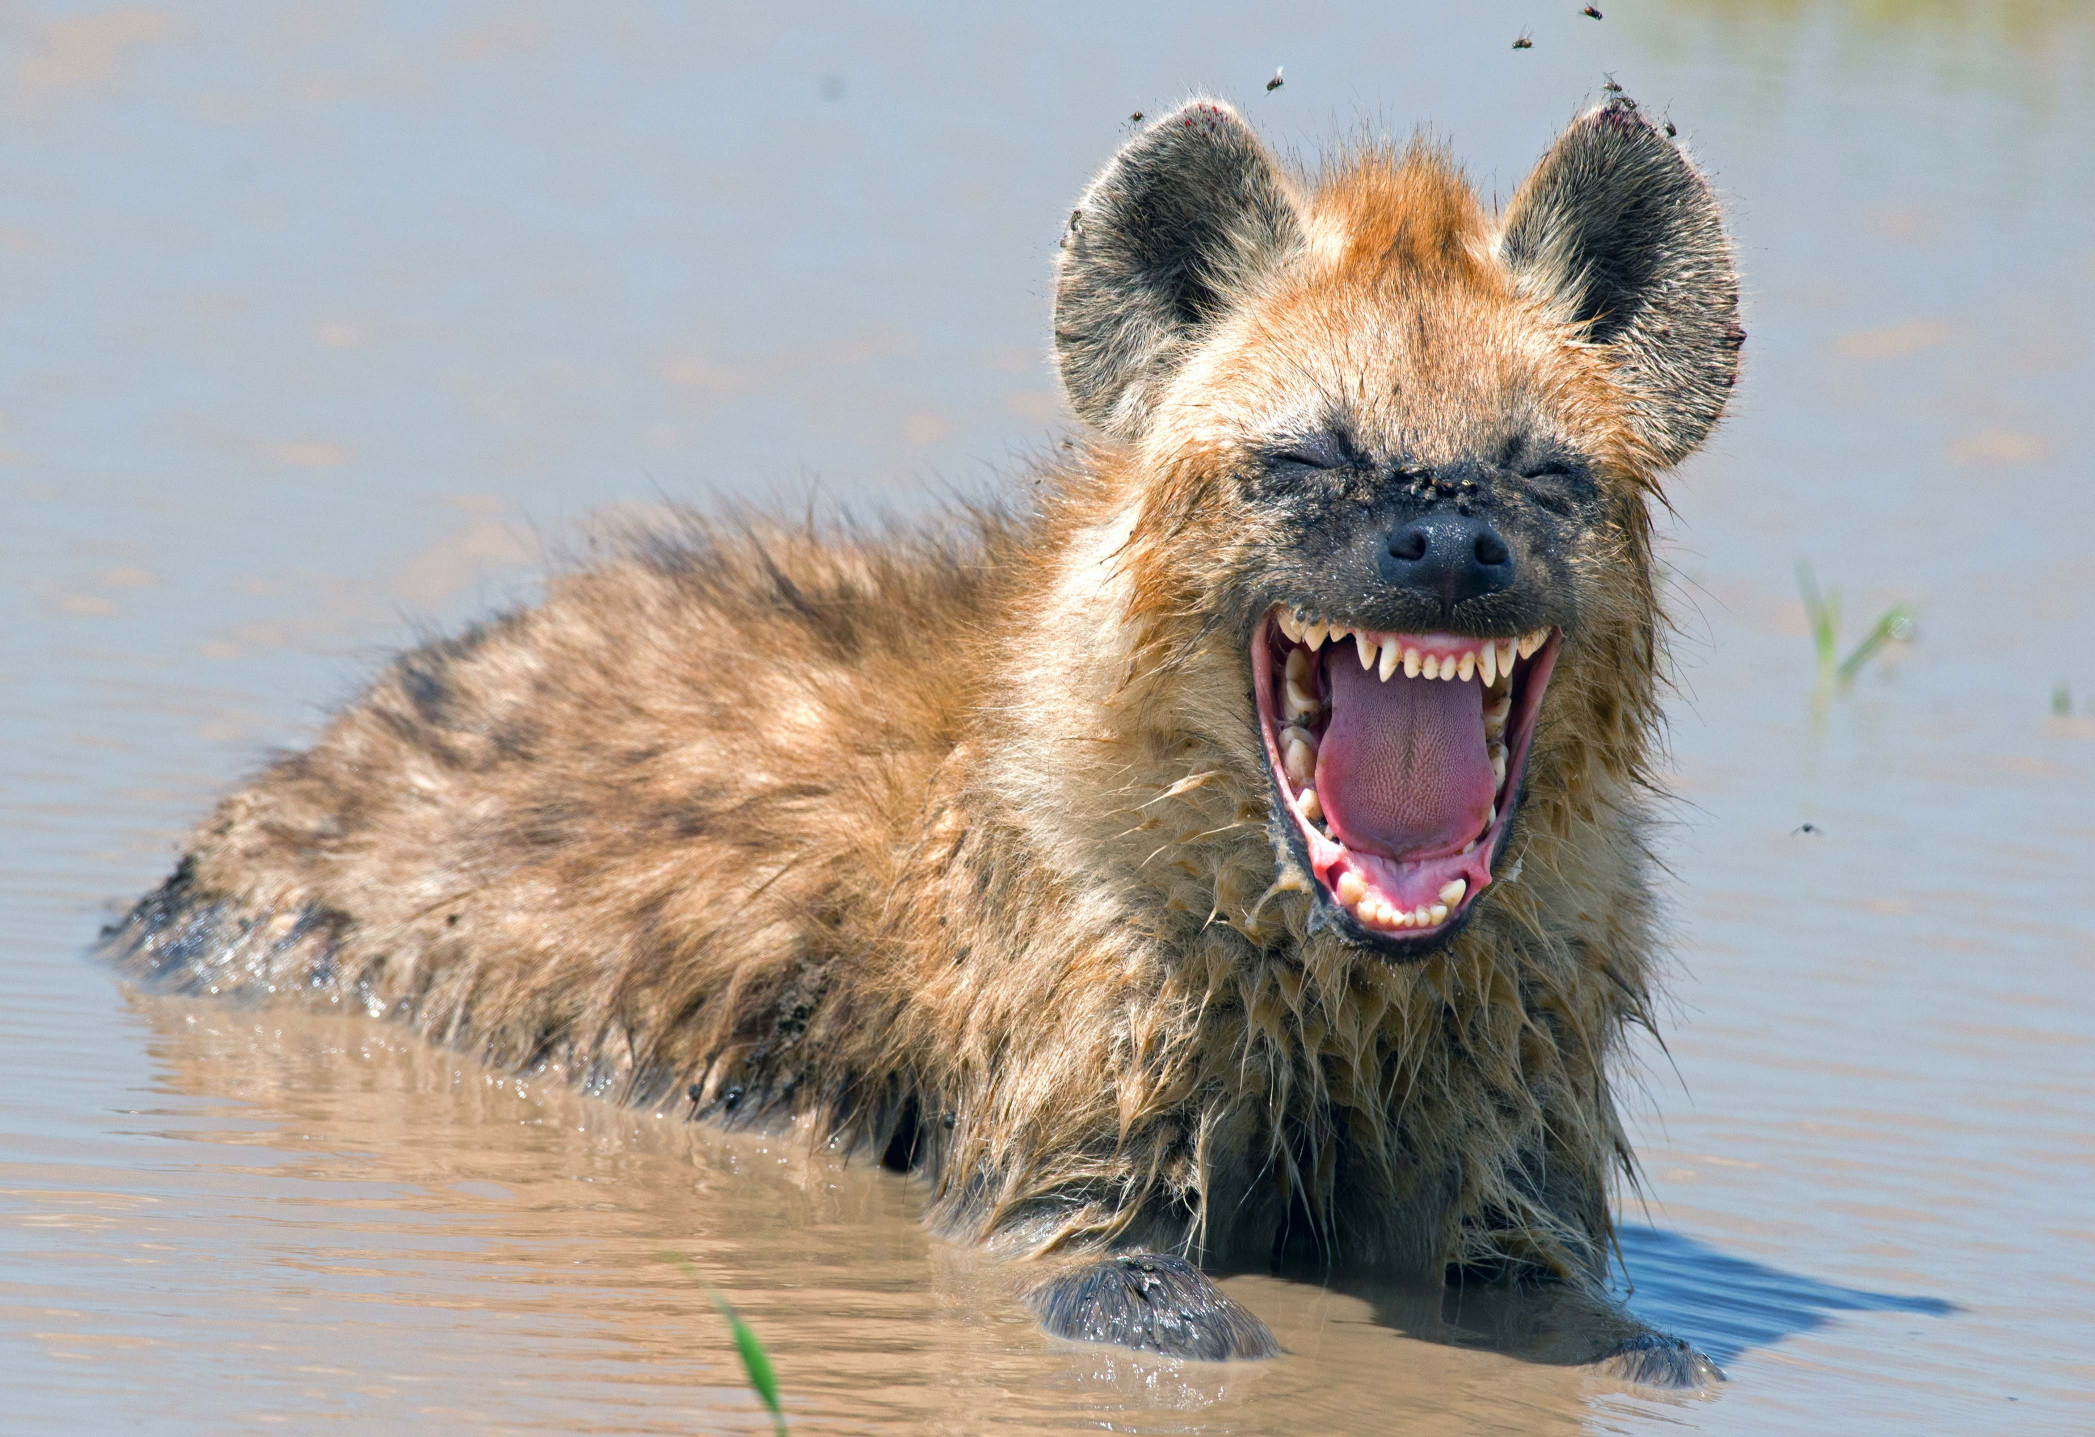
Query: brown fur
105 96 1740 1367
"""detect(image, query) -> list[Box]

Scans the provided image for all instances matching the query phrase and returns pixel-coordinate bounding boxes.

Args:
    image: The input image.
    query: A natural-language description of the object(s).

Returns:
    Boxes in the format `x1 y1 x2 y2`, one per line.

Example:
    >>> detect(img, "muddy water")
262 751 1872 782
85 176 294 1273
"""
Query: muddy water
4 2 2092 1431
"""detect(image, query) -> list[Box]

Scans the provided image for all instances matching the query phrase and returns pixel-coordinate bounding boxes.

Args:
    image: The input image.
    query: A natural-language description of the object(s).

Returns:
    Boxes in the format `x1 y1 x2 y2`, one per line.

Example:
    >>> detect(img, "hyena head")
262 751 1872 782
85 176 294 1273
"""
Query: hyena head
1053 98 1740 960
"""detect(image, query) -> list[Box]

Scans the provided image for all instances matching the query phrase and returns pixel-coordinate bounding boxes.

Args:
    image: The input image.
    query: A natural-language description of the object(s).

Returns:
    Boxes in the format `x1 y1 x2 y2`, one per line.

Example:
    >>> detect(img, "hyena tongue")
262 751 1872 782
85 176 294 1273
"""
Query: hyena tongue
1316 656 1496 861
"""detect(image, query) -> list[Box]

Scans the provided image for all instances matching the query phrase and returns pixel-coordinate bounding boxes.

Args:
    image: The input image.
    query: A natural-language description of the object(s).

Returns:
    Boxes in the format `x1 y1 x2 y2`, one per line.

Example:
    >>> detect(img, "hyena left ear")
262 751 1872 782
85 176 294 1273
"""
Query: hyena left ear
1498 101 1744 468
1055 100 1303 440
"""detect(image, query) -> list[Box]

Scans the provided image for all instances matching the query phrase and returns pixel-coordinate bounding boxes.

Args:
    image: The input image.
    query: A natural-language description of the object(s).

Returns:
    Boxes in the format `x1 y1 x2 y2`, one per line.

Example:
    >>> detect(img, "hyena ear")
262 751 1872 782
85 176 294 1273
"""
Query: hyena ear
1498 101 1744 468
1054 100 1303 440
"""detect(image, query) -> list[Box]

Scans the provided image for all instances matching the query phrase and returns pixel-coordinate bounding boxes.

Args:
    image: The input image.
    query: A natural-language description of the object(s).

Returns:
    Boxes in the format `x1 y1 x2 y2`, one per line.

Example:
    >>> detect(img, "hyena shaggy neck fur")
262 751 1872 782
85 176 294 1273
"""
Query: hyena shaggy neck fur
105 96 1740 1381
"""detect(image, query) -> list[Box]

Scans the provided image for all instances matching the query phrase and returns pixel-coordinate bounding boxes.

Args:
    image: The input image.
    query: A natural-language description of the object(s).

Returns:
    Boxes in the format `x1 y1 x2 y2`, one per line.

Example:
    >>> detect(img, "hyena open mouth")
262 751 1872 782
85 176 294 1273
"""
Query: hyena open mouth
1254 609 1561 954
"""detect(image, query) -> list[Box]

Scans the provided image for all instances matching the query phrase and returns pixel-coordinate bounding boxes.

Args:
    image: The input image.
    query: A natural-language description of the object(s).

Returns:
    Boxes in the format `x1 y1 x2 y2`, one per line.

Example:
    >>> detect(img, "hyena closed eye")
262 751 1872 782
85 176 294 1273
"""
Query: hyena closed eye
105 94 1740 1386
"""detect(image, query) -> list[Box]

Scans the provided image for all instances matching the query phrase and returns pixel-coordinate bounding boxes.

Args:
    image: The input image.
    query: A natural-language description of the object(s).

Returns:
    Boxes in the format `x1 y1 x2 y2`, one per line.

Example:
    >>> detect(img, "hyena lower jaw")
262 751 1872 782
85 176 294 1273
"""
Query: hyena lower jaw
1256 607 1561 957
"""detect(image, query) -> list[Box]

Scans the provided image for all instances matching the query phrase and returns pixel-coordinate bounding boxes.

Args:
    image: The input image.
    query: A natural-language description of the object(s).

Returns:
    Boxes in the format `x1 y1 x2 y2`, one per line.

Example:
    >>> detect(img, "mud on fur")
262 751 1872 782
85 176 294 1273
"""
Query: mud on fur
103 93 1740 1386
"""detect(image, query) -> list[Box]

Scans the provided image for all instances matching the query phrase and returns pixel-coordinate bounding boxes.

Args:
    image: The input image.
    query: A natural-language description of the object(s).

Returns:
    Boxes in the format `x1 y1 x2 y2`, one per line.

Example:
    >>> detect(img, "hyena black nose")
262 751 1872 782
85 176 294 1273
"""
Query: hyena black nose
1378 513 1515 609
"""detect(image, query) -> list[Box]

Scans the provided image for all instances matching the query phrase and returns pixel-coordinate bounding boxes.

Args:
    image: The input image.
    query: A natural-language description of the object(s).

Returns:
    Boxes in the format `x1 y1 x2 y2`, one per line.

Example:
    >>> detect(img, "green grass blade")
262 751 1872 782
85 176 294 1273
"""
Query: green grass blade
663 1254 788 1433
1836 604 1915 684
710 1291 786 1432
1797 561 1841 685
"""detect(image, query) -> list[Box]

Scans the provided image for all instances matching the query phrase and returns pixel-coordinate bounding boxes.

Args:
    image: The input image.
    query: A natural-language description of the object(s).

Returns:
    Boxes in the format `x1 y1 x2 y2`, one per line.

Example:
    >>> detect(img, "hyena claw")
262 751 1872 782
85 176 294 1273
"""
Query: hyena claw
1026 1253 1279 1361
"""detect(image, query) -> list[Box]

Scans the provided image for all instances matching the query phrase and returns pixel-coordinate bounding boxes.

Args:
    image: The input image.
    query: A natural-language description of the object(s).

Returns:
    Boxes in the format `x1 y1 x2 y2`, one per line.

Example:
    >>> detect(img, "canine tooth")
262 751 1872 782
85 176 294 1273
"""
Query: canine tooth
1335 870 1366 905
1498 639 1517 675
1356 629 1376 670
1478 643 1497 686
1457 651 1476 682
1428 903 1449 925
1489 741 1508 787
1279 610 1303 643
1403 646 1422 678
1299 787 1322 821
1437 878 1466 905
1378 638 1400 682
1303 620 1327 649
1518 628 1546 659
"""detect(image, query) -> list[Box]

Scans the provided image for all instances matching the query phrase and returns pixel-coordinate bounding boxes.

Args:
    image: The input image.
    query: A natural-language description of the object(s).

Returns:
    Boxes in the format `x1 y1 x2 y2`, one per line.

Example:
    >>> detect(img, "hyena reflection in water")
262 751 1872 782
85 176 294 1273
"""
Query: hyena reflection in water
107 95 1741 1384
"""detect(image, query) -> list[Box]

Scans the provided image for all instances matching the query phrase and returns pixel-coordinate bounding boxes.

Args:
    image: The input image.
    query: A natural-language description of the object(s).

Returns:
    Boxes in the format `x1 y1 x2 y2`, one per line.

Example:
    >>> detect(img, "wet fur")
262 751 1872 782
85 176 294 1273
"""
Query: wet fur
103 97 1740 1378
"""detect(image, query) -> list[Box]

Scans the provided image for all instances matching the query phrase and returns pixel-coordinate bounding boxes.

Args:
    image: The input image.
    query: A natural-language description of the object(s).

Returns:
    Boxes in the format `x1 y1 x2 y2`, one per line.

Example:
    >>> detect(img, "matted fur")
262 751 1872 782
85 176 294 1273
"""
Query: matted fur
104 96 1740 1324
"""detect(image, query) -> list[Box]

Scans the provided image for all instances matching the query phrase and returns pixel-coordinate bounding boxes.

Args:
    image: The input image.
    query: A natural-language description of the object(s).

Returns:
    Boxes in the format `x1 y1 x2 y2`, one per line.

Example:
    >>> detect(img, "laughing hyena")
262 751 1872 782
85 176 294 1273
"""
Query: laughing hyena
105 95 1740 1383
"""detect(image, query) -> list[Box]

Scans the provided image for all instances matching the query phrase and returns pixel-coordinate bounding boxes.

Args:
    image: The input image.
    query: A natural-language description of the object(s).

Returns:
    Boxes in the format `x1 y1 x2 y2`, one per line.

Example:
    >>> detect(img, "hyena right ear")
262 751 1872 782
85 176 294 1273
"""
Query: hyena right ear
1498 101 1744 468
1054 100 1303 440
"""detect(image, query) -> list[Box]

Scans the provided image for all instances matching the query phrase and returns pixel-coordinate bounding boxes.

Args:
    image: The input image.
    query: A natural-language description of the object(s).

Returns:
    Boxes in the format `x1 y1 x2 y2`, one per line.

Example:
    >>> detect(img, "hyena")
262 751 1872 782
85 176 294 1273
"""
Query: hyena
104 95 1741 1382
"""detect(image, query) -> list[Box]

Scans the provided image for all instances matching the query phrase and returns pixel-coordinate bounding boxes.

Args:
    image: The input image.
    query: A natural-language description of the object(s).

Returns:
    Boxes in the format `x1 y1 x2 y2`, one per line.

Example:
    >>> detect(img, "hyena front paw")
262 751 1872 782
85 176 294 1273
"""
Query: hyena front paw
1596 1332 1724 1390
1026 1253 1279 1361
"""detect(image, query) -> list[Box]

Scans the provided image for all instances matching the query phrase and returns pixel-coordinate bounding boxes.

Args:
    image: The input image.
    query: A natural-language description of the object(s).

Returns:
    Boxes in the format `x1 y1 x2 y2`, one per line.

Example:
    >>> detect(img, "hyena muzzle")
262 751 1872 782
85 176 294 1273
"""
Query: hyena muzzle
103 94 1741 1386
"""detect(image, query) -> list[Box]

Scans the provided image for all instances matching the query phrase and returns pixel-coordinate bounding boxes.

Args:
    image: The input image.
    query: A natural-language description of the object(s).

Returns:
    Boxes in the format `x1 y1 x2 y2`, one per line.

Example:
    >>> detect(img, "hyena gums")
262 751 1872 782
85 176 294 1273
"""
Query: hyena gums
104 95 1741 1383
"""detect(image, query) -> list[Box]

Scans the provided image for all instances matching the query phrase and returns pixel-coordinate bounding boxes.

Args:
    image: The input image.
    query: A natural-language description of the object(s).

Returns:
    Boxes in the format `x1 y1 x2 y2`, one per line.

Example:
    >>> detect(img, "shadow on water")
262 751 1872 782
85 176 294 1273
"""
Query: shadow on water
1294 1223 1956 1377
1615 1224 1957 1367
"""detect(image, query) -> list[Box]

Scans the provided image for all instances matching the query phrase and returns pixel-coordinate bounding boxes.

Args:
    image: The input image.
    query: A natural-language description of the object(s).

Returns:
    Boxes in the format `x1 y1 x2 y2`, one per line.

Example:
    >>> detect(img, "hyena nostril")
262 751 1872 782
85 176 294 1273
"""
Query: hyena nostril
1378 514 1515 607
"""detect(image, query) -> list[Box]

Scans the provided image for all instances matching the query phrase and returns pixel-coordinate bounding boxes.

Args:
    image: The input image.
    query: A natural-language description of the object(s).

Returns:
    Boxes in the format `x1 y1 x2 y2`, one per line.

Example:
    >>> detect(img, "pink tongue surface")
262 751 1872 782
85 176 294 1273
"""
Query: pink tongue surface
1316 656 1496 860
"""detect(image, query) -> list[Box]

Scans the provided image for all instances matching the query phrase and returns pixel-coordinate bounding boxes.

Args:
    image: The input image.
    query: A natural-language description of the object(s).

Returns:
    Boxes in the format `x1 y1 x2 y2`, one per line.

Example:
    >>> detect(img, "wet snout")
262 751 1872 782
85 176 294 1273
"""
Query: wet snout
1377 512 1515 614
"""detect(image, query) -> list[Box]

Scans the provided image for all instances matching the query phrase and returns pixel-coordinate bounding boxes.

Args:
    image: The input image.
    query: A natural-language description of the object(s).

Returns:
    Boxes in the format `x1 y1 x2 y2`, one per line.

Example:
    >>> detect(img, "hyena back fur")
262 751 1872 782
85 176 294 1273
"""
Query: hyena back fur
104 96 1740 1382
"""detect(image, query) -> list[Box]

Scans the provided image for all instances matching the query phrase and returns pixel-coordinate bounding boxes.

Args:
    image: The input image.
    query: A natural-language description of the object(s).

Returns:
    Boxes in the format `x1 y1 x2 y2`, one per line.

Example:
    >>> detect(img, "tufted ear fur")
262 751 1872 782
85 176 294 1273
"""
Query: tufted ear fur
1054 100 1303 441
1498 99 1744 468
